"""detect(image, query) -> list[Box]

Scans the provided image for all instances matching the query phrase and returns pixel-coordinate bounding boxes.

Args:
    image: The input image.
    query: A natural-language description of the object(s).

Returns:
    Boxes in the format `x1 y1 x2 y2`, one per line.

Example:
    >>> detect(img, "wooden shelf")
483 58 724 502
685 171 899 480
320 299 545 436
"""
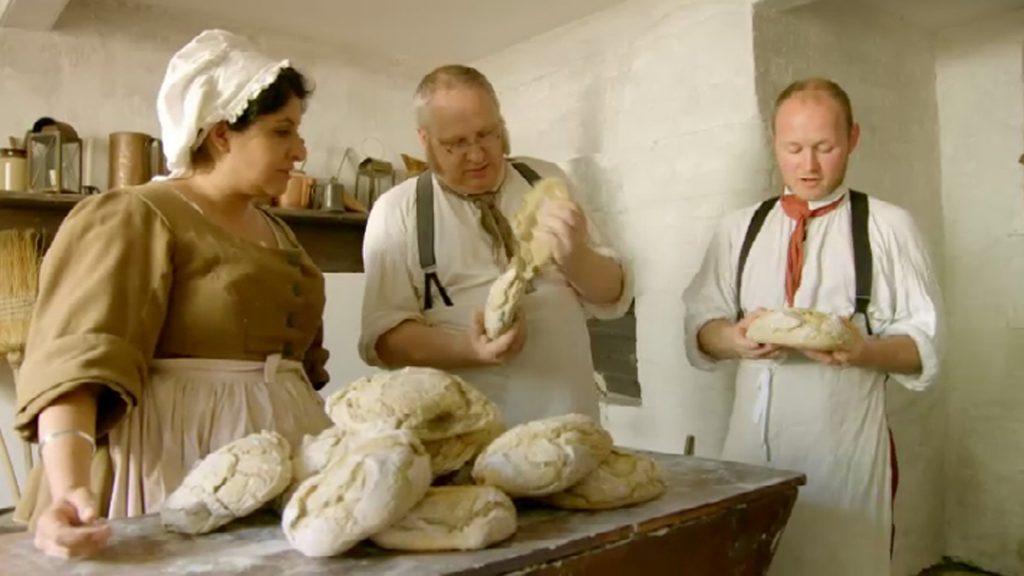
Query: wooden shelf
0 191 366 273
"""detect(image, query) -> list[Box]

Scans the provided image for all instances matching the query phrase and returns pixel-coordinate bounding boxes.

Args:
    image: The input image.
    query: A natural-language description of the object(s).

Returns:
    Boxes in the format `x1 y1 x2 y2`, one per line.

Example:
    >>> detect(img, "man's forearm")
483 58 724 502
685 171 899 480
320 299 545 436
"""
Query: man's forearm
563 248 624 305
375 320 482 370
851 334 922 374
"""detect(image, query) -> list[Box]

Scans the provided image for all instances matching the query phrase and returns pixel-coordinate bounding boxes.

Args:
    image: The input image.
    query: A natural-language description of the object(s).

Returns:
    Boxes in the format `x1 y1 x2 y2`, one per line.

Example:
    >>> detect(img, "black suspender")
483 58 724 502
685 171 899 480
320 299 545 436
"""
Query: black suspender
736 197 779 321
416 161 541 310
735 190 873 333
849 190 873 330
416 171 452 311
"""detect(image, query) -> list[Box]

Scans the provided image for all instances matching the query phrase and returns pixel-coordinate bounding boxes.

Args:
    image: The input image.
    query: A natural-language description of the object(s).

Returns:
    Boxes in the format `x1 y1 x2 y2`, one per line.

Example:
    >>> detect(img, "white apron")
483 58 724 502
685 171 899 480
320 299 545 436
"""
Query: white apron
423 278 600 427
106 354 331 517
725 351 892 575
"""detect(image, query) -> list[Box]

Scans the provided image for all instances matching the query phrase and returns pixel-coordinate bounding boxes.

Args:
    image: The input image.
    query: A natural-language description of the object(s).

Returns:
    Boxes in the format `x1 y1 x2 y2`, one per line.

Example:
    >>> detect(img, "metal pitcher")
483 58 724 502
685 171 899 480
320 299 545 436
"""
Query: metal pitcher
108 132 165 190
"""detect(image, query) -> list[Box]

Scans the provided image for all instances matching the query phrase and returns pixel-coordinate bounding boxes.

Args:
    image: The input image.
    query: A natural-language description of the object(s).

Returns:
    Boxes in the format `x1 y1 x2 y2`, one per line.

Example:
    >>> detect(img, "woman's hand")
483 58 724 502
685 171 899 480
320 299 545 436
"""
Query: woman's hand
34 486 111 559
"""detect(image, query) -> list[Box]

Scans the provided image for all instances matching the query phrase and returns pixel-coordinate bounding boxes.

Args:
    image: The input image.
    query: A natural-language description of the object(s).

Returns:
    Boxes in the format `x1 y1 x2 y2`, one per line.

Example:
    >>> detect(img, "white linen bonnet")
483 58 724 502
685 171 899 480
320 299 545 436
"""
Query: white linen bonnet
157 29 291 177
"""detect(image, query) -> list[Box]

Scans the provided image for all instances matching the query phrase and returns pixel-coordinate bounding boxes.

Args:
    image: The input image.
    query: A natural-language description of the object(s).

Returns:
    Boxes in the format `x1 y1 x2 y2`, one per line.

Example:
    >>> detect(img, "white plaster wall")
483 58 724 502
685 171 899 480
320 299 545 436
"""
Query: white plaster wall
753 2 947 574
475 0 772 457
936 11 1024 575
0 0 409 509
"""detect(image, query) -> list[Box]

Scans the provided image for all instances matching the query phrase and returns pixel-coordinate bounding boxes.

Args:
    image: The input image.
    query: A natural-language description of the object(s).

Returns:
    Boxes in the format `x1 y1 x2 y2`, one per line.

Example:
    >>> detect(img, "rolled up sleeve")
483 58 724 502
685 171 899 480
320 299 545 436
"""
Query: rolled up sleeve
16 191 173 441
871 210 943 391
682 217 742 372
358 190 424 367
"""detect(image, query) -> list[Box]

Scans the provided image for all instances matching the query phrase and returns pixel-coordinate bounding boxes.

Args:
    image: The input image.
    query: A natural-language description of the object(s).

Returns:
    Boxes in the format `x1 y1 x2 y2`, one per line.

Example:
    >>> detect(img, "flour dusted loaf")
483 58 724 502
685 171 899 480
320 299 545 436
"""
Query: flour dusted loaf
746 308 854 351
281 430 432 557
161 430 292 535
483 263 529 340
472 413 613 497
539 448 666 510
325 367 501 441
370 486 517 551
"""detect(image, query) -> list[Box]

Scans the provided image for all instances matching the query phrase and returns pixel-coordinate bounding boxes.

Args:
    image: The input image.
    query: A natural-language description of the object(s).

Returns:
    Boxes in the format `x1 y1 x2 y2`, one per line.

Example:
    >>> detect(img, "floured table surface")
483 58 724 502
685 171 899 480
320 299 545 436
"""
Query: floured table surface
0 453 804 575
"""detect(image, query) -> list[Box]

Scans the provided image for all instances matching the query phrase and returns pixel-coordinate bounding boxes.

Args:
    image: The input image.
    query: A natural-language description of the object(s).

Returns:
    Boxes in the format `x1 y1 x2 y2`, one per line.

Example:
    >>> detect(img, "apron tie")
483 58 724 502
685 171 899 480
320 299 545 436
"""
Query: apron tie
263 353 282 385
751 365 777 462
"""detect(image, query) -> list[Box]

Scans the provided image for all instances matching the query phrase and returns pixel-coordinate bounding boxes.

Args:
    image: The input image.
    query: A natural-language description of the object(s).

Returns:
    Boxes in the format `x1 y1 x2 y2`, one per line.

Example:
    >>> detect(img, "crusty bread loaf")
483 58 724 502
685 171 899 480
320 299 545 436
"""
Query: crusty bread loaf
370 486 516 551
162 431 292 535
281 430 432 557
746 308 853 351
539 448 665 510
325 368 501 441
472 413 613 497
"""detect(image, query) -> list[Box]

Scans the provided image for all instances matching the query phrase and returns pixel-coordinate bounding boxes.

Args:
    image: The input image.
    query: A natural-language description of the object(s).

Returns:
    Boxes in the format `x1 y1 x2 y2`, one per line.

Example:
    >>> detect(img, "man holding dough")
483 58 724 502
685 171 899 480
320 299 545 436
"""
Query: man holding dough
359 65 632 425
682 78 942 575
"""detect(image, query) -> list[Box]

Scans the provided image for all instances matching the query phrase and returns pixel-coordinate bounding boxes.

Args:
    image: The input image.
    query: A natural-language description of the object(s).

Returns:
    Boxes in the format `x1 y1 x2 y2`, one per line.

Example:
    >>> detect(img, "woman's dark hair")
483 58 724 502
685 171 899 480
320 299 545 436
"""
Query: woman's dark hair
191 66 312 167
228 66 313 131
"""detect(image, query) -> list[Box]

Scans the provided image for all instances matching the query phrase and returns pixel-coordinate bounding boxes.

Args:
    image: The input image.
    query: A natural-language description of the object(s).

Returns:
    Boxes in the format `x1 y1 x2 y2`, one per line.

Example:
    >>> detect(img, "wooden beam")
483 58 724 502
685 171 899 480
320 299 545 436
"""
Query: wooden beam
0 0 71 31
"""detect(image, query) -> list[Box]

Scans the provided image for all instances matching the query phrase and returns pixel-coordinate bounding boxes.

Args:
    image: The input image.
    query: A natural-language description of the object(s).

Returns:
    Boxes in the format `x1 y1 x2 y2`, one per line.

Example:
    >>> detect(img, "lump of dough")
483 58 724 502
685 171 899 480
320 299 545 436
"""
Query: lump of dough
483 263 528 340
161 430 292 535
512 177 570 276
370 486 516 551
539 448 666 510
281 430 432 557
746 308 854 351
325 367 501 441
472 413 613 497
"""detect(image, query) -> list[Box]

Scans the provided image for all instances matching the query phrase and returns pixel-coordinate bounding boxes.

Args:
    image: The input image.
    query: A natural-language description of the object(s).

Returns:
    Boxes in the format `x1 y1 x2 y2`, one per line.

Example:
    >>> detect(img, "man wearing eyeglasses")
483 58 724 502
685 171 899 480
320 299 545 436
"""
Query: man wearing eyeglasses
358 64 632 425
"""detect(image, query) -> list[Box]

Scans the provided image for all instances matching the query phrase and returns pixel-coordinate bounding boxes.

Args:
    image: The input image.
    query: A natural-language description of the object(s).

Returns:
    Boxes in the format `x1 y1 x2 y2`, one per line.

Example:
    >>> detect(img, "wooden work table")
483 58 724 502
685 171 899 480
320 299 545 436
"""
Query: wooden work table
0 453 805 575
0 191 367 273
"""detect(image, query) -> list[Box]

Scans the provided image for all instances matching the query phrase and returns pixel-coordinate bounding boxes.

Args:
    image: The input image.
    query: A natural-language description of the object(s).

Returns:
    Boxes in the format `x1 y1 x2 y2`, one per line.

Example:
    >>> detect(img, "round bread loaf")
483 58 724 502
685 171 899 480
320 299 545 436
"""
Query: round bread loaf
472 413 613 497
539 448 666 510
371 486 517 551
325 367 501 441
746 308 853 351
161 430 292 535
281 430 432 557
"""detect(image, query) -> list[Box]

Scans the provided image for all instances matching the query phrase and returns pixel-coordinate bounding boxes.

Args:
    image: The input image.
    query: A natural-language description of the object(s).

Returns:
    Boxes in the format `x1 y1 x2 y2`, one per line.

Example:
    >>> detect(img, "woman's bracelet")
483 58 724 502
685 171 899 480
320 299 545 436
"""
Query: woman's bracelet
39 429 97 457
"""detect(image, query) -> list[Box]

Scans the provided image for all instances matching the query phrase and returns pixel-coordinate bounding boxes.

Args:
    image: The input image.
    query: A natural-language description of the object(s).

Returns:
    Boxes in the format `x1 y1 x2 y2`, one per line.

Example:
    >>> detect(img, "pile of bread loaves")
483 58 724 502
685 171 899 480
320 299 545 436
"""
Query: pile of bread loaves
160 367 667 558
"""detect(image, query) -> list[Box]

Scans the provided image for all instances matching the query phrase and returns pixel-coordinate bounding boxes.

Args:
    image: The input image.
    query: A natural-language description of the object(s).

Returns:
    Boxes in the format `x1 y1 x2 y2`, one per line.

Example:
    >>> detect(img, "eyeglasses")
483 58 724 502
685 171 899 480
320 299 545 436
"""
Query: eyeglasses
435 125 502 157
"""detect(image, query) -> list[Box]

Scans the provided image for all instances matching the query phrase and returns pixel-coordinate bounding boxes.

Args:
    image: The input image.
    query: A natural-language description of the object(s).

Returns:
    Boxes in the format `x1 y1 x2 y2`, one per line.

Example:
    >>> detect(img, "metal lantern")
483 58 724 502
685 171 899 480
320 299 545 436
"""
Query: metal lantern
25 122 82 194
354 157 395 211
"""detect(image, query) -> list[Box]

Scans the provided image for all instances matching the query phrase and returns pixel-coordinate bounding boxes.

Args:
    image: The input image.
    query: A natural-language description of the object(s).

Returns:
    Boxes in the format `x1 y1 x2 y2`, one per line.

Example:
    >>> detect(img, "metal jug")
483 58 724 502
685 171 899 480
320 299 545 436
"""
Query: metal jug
314 178 347 212
108 132 165 190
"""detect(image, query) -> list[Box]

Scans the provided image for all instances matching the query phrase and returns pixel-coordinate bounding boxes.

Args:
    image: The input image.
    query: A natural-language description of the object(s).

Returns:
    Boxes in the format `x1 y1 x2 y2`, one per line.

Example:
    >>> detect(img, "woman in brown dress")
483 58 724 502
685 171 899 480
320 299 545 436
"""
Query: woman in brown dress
14 29 333 557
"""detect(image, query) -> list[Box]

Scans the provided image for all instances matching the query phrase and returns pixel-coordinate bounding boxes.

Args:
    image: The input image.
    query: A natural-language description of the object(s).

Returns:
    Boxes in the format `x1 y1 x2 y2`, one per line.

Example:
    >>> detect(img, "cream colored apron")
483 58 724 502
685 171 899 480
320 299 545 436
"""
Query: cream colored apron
16 354 331 524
